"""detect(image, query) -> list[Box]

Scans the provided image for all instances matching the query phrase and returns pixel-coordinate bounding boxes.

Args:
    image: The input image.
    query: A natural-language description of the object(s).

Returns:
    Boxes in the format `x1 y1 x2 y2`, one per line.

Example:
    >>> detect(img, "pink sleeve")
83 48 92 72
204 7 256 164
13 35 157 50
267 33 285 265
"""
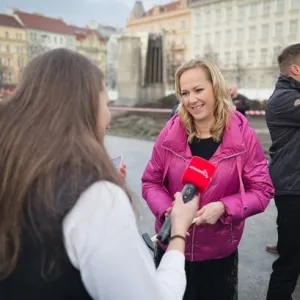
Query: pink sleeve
141 128 173 222
220 127 274 223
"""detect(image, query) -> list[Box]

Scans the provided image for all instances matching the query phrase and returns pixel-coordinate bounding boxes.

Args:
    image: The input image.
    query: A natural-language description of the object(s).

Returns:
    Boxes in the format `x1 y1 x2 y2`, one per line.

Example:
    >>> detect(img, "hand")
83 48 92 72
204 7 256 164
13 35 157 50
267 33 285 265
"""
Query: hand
170 192 199 236
117 163 126 184
164 204 173 218
195 201 225 225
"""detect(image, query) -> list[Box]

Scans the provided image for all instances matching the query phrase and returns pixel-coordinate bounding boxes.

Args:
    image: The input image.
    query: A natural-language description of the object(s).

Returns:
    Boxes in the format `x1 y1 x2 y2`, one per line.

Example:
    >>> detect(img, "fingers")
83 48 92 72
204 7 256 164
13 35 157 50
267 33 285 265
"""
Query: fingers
196 207 205 216
174 192 183 204
195 215 205 225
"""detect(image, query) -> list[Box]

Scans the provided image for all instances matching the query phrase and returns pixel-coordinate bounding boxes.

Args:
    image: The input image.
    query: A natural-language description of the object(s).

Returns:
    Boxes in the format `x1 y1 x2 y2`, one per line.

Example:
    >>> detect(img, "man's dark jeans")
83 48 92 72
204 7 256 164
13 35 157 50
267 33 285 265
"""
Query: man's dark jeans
266 196 300 300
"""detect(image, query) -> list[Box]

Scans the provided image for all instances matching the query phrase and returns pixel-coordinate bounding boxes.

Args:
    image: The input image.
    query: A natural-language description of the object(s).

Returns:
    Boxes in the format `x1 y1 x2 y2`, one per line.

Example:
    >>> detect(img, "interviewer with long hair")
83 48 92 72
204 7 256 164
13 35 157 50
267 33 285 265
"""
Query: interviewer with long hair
0 48 199 300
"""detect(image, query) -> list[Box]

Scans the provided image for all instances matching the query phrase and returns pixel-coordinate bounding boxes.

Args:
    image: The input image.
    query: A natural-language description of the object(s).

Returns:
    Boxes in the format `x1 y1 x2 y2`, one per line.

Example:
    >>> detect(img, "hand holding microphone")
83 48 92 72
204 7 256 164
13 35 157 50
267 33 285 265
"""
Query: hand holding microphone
142 156 216 250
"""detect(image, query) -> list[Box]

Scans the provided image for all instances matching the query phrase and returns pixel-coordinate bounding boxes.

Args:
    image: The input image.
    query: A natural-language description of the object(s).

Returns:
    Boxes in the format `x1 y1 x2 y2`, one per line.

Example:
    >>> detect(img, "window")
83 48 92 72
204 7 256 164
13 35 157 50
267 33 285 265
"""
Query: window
237 28 243 42
260 48 268 64
215 31 221 46
215 9 221 24
249 26 256 40
195 13 201 27
225 52 231 66
225 29 231 42
291 0 300 9
289 20 298 37
205 11 211 25
180 36 185 45
7 58 12 67
276 0 285 12
6 45 10 52
261 24 269 40
259 75 265 88
273 46 282 62
205 32 211 43
60 37 63 44
275 22 283 37
8 72 12 82
250 2 258 17
238 5 245 19
181 19 186 29
248 49 255 64
247 76 254 88
226 7 233 22
5 32 9 39
263 1 271 15
236 50 243 61
195 34 200 48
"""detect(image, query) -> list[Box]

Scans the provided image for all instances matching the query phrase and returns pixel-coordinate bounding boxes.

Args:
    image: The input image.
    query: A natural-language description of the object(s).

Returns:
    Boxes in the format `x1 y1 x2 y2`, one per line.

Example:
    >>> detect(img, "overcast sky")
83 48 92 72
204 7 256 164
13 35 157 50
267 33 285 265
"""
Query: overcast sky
0 0 171 28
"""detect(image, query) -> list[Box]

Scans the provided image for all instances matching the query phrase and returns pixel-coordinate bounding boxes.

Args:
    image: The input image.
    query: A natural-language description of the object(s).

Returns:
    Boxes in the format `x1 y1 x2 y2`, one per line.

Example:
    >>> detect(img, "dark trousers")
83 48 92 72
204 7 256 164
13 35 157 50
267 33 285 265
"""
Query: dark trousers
155 244 238 300
266 196 300 300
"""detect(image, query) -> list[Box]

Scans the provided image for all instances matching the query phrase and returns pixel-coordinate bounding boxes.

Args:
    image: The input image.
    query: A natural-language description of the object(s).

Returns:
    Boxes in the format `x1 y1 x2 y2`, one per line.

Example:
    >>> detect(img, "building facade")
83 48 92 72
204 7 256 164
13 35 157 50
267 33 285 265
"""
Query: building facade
189 0 300 90
88 20 122 40
126 0 190 87
69 26 107 75
0 14 27 88
6 9 76 60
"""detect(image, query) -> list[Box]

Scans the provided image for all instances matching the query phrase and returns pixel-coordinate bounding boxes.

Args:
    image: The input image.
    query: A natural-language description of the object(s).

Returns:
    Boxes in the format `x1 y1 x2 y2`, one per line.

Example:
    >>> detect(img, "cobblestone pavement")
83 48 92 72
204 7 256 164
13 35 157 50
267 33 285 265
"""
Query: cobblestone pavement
105 117 299 299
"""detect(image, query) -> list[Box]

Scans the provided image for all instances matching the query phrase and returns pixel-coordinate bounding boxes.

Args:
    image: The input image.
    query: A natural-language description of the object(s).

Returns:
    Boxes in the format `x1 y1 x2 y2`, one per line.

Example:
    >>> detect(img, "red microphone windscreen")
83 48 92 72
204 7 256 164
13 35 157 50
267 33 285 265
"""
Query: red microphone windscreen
181 156 216 192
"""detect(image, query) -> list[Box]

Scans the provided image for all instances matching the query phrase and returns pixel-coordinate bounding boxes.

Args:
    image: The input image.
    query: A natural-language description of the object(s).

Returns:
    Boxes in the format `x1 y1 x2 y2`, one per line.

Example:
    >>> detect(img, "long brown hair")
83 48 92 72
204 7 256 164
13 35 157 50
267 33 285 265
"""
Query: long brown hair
0 48 122 279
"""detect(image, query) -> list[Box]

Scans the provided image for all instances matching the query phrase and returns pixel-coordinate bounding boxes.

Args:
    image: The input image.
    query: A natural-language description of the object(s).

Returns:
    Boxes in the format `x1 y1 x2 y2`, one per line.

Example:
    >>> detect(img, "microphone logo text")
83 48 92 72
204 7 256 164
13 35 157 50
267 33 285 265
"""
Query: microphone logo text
189 166 209 178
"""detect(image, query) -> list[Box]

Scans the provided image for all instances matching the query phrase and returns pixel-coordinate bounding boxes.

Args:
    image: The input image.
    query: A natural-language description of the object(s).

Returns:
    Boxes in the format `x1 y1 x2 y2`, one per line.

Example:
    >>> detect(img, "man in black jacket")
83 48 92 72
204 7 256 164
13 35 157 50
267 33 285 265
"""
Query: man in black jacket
265 43 300 300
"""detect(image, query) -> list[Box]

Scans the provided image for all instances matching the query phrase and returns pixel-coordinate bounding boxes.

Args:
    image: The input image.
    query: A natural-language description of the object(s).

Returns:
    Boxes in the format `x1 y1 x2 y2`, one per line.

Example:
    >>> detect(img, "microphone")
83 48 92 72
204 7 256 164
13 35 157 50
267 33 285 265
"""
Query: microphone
155 156 216 245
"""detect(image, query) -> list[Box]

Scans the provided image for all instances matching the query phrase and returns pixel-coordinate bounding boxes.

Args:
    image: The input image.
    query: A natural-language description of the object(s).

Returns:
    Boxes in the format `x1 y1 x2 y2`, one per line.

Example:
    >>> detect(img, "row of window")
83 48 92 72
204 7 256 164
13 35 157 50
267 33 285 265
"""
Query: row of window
225 73 278 89
29 32 75 46
194 0 299 26
0 56 26 68
2 32 24 40
194 19 298 48
0 44 26 53
205 46 282 67
149 19 187 34
1 71 15 82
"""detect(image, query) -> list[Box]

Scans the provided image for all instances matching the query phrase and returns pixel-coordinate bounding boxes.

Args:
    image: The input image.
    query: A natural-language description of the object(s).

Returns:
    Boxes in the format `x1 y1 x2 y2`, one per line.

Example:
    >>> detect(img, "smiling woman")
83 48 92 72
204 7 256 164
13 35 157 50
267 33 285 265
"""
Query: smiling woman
176 59 234 142
141 58 274 300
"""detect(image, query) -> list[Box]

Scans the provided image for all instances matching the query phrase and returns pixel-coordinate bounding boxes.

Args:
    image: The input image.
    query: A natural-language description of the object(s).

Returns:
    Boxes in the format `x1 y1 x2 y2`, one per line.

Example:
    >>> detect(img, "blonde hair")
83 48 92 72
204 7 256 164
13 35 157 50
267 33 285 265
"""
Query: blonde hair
175 58 235 143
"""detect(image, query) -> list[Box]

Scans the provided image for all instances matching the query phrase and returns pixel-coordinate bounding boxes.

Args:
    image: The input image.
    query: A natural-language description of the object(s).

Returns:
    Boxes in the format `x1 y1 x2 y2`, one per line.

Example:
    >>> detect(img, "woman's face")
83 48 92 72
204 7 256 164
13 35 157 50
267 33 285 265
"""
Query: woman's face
179 67 215 124
97 85 111 139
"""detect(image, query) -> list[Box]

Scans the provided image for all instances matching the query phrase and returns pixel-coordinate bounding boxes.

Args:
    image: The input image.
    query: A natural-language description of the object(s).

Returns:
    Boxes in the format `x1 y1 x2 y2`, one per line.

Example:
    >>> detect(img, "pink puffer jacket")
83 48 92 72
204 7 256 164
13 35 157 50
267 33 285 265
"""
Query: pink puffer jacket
141 111 274 261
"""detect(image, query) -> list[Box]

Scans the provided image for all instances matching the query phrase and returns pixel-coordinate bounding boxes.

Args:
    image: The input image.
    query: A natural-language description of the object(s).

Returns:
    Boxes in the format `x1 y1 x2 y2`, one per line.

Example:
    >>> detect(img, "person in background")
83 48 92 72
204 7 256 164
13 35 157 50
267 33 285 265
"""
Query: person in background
229 85 250 116
265 43 300 300
0 48 200 300
142 58 274 300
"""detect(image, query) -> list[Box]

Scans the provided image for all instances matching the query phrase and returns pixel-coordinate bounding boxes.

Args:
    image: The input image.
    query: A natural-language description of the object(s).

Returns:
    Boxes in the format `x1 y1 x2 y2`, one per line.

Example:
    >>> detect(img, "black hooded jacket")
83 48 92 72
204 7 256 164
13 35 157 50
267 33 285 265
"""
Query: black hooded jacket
265 75 300 196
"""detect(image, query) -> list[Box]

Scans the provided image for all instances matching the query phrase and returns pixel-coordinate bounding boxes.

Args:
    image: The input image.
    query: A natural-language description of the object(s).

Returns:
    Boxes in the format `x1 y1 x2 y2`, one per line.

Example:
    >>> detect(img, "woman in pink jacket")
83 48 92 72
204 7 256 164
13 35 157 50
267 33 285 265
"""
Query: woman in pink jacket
141 59 274 300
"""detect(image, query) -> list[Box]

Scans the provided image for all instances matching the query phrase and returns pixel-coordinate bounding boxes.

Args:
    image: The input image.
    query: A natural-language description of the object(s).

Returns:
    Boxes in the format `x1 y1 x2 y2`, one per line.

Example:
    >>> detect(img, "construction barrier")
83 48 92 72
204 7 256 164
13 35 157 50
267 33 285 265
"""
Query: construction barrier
109 106 265 116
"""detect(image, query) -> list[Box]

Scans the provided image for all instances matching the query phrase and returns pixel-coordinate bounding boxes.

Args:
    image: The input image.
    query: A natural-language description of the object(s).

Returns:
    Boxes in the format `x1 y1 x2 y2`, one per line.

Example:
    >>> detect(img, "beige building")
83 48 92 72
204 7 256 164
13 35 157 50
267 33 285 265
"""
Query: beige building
190 0 300 91
126 0 190 87
69 26 107 76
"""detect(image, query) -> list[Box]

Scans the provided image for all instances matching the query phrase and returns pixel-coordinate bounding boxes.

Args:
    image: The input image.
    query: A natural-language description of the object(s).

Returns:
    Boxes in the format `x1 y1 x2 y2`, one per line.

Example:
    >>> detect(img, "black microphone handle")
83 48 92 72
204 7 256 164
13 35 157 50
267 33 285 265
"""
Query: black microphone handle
156 183 198 245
